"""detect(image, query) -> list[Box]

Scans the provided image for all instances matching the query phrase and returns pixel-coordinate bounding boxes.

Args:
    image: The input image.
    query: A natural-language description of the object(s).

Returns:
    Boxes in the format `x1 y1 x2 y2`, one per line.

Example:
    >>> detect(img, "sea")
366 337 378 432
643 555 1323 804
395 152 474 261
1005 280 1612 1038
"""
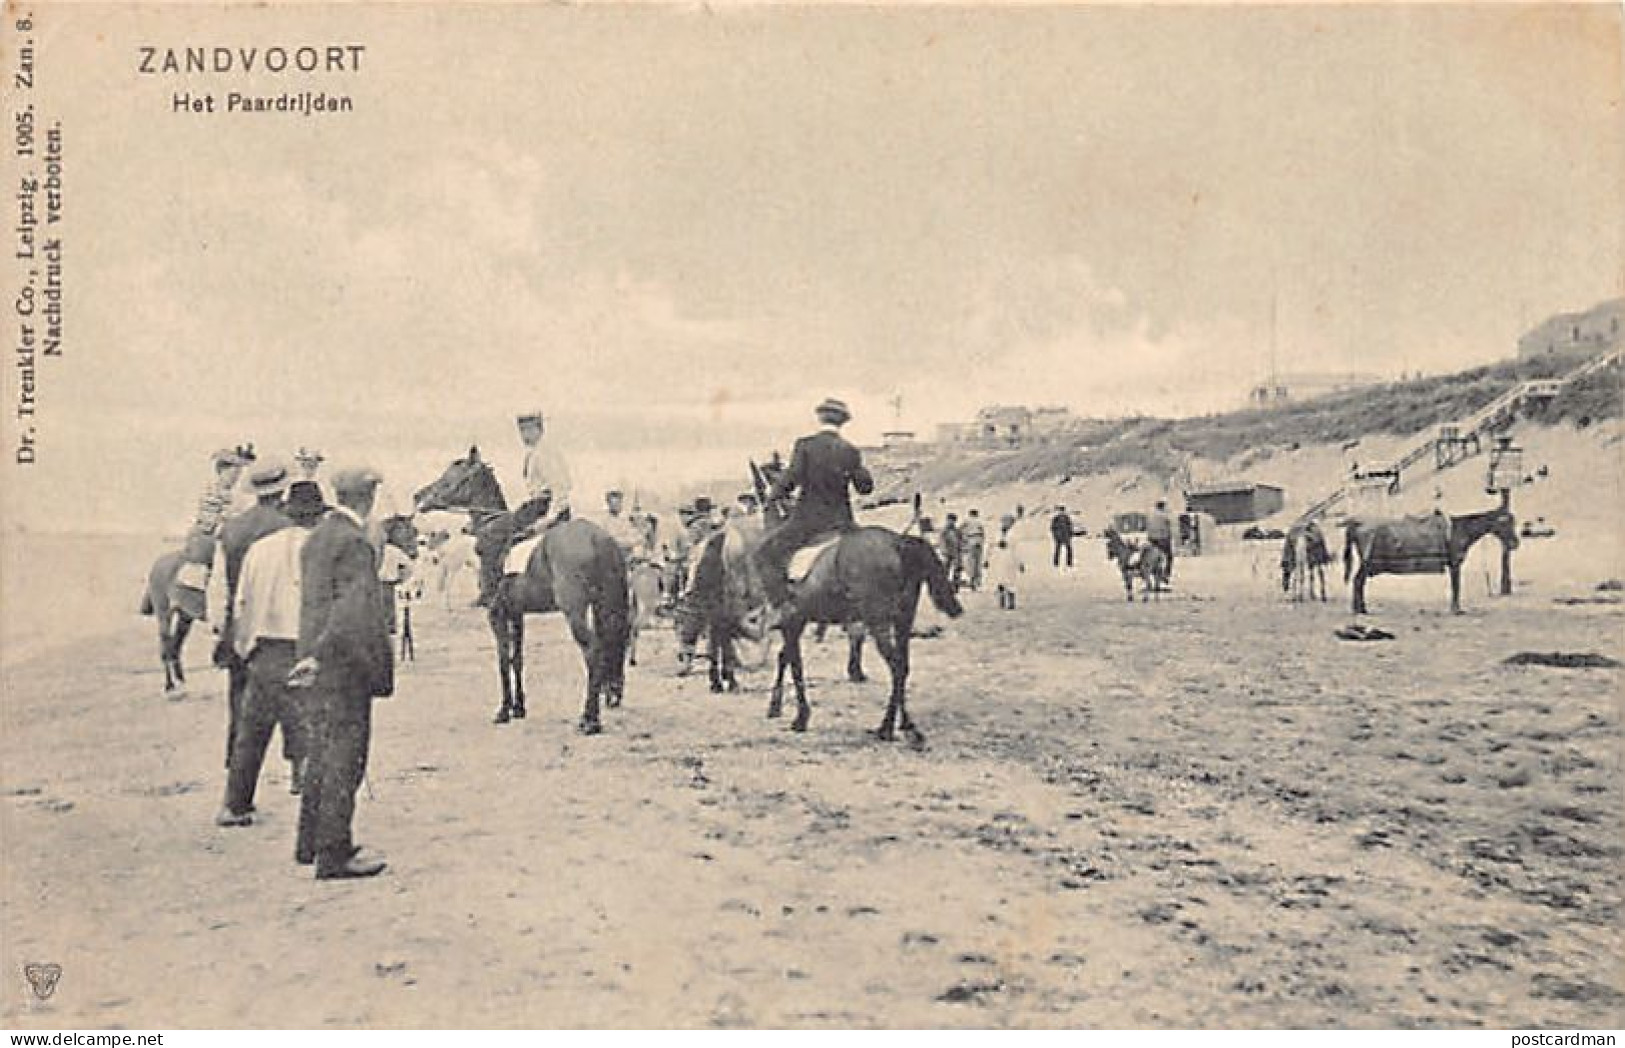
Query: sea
2 529 163 667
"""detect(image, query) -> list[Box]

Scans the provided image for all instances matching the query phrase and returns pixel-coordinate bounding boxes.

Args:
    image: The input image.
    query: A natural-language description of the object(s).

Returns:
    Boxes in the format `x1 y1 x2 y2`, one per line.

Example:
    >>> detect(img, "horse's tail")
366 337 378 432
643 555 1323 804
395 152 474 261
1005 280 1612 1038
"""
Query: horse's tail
139 587 155 616
900 535 963 618
593 536 632 675
1342 522 1357 583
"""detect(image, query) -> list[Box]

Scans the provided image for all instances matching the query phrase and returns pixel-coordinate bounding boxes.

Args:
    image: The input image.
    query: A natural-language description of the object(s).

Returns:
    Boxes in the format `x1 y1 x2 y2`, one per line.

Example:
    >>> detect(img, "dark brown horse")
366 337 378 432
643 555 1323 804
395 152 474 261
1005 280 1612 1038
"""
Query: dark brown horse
140 529 217 697
1342 506 1518 614
1103 527 1167 601
756 486 962 746
414 453 630 733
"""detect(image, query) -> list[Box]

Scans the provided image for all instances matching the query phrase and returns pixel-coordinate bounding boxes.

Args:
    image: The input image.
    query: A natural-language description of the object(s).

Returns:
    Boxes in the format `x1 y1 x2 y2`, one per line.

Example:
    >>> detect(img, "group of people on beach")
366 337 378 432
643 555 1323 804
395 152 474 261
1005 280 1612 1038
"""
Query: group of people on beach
190 447 399 881
181 401 1196 884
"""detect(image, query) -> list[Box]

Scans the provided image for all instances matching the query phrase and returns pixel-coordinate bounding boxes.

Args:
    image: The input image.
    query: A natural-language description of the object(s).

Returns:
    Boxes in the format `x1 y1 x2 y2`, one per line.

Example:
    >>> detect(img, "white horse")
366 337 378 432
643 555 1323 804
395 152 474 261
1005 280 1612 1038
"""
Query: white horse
427 532 480 609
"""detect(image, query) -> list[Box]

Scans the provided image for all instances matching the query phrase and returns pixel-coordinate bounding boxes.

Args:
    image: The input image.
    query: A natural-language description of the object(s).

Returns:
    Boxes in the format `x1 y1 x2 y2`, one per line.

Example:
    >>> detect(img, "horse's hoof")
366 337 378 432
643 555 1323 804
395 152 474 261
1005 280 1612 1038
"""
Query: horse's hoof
790 717 809 733
709 681 724 694
494 709 511 725
511 706 527 720
766 704 782 720
606 693 622 710
724 679 740 694
578 719 603 736
905 728 927 750
849 673 868 684
872 726 896 743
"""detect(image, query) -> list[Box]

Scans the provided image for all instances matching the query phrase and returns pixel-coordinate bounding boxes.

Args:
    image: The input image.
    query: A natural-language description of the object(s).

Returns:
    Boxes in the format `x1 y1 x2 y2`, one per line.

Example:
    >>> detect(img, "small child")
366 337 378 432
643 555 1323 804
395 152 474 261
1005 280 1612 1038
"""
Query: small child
986 536 1025 610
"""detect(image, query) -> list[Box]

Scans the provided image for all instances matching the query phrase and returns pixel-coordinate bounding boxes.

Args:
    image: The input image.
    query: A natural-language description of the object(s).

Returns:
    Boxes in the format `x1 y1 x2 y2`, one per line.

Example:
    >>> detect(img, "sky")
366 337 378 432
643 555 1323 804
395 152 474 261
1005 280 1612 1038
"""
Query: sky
7 3 1622 534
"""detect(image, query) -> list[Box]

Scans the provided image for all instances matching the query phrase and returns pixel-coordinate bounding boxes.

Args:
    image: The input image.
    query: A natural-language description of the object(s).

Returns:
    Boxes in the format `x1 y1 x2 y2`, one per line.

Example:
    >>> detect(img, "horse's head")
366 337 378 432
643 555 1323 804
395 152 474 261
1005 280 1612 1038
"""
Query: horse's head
1103 527 1124 561
1492 508 1520 551
415 454 507 516
381 514 420 557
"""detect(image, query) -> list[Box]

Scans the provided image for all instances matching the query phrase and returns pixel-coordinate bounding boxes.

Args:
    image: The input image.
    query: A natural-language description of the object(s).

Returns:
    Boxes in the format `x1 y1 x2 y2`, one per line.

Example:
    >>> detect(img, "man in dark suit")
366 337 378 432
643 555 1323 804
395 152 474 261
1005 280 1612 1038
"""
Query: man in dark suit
1049 506 1075 570
754 397 875 614
290 467 395 880
211 464 292 802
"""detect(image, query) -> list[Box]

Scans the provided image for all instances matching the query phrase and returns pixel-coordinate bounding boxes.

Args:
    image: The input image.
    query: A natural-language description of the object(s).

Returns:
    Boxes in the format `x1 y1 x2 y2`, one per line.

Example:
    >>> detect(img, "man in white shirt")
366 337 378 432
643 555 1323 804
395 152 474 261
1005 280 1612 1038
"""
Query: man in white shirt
598 489 644 559
515 410 571 531
215 481 327 827
477 410 572 607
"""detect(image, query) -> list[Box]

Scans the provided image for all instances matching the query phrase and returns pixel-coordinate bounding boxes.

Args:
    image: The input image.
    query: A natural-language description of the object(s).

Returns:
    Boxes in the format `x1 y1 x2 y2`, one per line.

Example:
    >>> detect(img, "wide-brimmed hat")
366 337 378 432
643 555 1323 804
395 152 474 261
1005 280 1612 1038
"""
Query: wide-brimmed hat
212 447 246 468
814 398 851 424
692 495 714 514
248 464 290 497
282 481 329 521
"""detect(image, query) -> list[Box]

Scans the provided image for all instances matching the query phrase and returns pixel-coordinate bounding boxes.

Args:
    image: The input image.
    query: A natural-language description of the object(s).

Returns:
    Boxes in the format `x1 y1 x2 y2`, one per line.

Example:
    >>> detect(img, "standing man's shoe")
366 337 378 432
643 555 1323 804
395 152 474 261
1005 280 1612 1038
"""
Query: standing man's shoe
215 807 253 827
315 855 386 880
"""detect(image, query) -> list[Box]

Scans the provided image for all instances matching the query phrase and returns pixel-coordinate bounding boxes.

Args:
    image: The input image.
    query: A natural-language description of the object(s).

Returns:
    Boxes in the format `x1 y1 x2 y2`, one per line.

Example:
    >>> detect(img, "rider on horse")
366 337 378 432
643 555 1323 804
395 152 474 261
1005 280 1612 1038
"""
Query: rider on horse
476 410 573 607
753 397 875 624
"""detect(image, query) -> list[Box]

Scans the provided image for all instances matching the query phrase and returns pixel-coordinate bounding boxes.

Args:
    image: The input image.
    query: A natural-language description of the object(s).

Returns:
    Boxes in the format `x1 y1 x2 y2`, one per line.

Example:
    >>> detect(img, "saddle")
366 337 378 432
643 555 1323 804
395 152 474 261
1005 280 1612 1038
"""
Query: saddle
787 531 842 584
504 534 544 575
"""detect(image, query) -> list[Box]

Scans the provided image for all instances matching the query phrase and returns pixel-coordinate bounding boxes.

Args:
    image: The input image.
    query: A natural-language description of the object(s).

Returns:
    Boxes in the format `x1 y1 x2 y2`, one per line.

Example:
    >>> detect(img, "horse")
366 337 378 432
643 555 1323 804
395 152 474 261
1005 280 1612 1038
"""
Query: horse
755 493 963 746
1342 506 1519 615
675 516 870 694
139 529 217 697
414 452 630 733
1280 520 1332 602
1103 527 1168 601
626 556 663 667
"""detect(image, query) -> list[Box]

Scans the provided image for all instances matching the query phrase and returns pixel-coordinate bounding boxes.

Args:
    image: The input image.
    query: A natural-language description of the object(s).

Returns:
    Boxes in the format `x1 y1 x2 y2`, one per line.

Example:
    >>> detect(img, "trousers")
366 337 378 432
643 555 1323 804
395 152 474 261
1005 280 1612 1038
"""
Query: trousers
224 641 309 816
295 677 373 865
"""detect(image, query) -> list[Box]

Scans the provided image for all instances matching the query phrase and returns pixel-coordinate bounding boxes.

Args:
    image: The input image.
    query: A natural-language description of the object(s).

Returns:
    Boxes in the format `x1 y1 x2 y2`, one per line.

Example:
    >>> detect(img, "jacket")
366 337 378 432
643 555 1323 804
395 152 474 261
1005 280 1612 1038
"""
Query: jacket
770 428 875 531
298 509 394 698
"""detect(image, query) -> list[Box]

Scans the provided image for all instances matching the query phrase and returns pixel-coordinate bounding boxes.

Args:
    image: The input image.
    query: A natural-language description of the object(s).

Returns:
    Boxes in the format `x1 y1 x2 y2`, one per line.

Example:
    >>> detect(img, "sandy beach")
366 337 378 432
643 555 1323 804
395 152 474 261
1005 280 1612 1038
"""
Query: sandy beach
2 519 1621 1028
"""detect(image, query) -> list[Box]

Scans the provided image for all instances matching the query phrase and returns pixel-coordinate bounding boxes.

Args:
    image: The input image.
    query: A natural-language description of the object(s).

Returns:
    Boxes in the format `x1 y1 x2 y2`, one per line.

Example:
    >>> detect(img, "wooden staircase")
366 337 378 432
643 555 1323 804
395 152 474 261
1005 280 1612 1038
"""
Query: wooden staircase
1295 348 1621 525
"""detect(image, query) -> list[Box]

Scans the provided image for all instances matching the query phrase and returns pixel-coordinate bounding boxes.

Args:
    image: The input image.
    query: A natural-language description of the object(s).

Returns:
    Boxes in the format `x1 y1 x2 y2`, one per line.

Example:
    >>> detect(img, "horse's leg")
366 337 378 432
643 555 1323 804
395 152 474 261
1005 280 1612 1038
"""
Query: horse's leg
156 608 178 693
870 622 903 742
556 583 603 735
707 620 725 694
490 604 514 724
1449 564 1463 614
1352 566 1369 615
767 647 787 719
720 626 739 693
510 611 529 718
784 625 811 733
171 614 194 686
889 622 923 749
845 623 867 683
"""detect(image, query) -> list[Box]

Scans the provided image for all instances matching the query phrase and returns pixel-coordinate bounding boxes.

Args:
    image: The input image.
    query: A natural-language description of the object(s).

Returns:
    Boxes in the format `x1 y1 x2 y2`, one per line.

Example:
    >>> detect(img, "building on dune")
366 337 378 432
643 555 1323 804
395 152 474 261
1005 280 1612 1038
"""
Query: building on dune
1517 298 1624 361
1183 481 1286 524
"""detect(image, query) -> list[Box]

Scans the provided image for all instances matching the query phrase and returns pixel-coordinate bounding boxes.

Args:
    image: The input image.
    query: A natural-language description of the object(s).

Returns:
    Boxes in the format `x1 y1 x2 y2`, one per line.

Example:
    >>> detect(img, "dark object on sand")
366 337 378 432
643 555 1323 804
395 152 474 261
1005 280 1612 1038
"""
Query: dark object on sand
1596 579 1624 592
1502 651 1620 669
1335 624 1395 642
